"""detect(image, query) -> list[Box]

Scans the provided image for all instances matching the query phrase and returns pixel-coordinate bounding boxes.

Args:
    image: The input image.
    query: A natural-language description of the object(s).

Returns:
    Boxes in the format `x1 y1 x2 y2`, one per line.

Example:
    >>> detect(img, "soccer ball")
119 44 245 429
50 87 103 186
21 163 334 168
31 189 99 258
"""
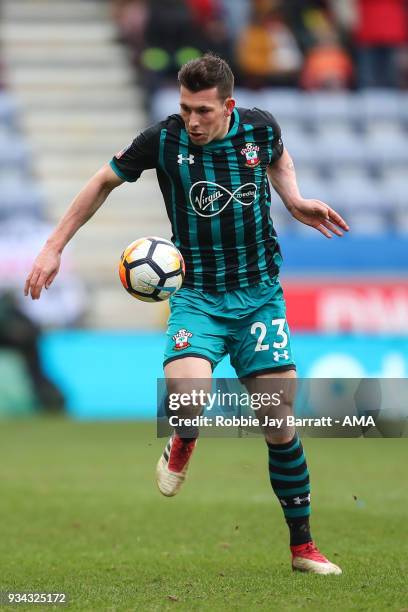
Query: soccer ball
119 236 185 302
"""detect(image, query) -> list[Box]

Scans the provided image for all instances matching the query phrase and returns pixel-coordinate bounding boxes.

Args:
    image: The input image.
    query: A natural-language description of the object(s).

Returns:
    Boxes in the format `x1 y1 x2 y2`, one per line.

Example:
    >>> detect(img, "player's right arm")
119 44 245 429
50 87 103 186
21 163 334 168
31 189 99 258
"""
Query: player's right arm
24 164 124 300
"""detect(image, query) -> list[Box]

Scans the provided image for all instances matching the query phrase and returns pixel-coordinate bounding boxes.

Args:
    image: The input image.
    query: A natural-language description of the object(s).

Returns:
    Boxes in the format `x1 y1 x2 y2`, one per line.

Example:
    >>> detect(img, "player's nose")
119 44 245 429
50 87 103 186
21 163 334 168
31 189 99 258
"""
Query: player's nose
189 112 200 128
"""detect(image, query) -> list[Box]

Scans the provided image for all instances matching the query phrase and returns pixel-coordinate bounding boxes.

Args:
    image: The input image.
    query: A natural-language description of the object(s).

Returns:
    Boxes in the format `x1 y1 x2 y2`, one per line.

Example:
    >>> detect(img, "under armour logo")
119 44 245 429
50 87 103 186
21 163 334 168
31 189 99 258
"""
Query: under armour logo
273 350 289 362
293 494 310 505
177 154 195 165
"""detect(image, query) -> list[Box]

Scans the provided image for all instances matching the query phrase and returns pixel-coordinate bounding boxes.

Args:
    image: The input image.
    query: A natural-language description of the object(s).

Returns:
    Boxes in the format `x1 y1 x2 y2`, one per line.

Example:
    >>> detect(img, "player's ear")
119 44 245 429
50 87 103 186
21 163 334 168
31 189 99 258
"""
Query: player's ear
224 98 235 116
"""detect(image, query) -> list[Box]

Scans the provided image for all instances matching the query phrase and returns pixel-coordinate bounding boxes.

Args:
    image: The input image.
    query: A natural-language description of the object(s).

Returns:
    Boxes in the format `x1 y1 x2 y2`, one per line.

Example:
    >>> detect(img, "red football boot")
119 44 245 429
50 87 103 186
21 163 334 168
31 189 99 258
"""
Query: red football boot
156 435 197 497
291 541 342 575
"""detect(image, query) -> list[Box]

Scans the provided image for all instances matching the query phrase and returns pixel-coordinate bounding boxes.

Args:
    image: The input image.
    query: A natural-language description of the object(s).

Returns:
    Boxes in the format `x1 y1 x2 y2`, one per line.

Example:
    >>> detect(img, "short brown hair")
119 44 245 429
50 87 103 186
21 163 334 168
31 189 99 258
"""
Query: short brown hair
178 53 234 100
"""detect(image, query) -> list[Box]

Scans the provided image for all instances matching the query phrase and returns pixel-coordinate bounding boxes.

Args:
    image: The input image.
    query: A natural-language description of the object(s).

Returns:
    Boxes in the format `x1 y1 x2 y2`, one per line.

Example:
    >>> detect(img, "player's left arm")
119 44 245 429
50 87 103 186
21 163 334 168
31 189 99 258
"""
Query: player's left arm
267 148 349 238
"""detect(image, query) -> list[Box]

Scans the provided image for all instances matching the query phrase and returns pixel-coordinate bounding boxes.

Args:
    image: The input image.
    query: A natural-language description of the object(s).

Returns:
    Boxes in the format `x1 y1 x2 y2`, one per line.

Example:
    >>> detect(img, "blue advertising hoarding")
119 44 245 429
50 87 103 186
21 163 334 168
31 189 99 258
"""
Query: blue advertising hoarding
40 331 408 420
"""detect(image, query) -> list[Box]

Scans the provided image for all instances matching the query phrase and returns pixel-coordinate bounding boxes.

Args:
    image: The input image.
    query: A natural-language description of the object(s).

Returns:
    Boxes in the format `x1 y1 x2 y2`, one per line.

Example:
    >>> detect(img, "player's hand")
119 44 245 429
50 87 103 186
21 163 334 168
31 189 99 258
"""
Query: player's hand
289 198 349 238
24 245 61 300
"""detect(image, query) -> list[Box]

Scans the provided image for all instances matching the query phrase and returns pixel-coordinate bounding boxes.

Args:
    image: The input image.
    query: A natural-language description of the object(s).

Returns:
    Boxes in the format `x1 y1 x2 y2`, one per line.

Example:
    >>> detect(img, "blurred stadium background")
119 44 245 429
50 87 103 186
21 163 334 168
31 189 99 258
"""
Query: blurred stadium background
0 0 408 419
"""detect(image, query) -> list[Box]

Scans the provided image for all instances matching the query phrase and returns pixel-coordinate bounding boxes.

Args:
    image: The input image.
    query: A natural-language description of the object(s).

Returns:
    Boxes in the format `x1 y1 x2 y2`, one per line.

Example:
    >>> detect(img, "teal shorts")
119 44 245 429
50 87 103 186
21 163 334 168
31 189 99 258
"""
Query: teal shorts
163 280 296 378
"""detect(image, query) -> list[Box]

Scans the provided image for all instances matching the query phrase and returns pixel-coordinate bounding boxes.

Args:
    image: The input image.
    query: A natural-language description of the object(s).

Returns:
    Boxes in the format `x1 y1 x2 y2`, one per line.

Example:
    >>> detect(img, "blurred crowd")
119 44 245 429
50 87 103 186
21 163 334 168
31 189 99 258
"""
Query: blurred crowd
112 0 408 95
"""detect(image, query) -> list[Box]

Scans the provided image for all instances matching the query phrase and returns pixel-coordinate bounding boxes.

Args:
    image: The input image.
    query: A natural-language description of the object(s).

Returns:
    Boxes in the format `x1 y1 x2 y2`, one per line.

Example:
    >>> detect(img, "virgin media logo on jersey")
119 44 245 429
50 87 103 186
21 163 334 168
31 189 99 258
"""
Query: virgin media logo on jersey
189 181 257 218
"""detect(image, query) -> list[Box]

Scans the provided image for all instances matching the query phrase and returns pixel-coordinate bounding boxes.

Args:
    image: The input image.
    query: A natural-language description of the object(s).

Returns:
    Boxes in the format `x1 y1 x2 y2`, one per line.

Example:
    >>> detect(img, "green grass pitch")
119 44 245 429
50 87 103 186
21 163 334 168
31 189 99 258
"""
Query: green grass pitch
0 418 407 611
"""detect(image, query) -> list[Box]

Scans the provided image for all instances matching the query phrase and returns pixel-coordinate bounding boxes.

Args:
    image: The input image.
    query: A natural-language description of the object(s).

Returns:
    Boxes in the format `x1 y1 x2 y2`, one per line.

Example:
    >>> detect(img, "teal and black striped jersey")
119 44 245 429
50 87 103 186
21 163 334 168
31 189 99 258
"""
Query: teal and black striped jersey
110 107 284 292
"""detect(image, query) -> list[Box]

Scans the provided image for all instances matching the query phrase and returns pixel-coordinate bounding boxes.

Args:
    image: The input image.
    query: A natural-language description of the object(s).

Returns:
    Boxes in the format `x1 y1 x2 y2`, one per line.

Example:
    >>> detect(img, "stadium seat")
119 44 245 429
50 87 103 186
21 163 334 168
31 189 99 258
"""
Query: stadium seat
234 87 256 109
344 211 388 235
297 175 332 204
330 166 376 184
0 179 44 218
315 119 361 139
394 212 408 234
363 118 405 138
380 164 407 183
380 172 407 210
397 92 408 123
0 162 27 183
0 136 30 168
364 131 408 165
326 176 390 212
313 131 367 165
279 117 305 135
150 88 179 122
358 89 401 120
295 164 324 183
0 123 17 140
281 124 309 151
0 92 18 125
260 89 302 121
301 92 357 125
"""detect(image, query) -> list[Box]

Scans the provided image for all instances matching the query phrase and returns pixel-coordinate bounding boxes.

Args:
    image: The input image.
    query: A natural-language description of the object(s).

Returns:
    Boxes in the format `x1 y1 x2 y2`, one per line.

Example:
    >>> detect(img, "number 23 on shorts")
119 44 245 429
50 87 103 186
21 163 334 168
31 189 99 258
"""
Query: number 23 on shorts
251 318 289 354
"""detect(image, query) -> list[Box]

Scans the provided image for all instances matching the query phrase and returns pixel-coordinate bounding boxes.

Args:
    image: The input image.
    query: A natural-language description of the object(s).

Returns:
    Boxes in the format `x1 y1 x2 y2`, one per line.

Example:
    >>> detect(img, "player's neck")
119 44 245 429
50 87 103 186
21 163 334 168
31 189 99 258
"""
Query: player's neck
214 114 232 141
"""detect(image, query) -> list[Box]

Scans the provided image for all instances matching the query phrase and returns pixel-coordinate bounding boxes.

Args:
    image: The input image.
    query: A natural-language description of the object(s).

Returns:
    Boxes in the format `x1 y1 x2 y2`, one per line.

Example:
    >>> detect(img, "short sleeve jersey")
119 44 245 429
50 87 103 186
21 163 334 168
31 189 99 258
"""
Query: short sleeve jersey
110 107 284 292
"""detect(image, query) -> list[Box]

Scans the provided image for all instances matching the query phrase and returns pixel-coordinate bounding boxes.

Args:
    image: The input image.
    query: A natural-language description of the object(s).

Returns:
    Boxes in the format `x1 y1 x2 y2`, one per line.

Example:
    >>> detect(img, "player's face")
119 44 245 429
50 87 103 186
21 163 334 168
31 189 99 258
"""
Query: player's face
179 86 235 145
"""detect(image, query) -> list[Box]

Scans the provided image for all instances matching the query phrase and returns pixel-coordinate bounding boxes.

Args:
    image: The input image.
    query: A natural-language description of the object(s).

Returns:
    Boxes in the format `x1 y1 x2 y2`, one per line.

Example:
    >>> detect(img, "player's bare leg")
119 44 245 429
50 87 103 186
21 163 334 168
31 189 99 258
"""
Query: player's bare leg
247 369 342 575
156 357 211 496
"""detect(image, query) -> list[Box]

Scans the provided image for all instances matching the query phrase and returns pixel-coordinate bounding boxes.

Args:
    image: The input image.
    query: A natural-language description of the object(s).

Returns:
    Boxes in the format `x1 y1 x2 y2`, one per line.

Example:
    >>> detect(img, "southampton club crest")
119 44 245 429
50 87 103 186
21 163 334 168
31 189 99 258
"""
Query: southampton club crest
172 328 193 350
240 142 261 168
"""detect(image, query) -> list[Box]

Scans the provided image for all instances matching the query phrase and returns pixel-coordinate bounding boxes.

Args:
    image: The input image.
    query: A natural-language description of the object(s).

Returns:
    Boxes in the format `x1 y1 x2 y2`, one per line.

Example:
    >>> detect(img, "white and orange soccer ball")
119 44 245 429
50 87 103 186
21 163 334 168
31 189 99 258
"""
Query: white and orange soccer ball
119 236 185 302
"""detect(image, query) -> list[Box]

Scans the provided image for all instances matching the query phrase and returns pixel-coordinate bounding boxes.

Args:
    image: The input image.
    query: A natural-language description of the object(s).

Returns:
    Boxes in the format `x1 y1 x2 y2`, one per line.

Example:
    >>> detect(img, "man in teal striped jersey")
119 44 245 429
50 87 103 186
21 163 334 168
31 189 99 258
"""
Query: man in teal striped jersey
25 54 347 575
